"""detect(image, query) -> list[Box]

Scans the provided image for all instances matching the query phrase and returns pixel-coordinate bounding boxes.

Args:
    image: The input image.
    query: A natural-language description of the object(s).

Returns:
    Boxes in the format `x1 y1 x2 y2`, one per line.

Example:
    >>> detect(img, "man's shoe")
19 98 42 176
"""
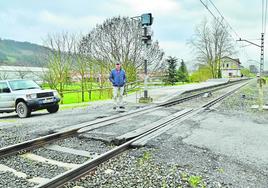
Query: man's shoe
119 106 125 109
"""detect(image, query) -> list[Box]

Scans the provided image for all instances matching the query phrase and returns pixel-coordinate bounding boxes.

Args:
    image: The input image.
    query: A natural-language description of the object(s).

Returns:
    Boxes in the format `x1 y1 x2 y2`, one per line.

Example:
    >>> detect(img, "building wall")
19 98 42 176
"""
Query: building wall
221 69 241 78
221 57 241 78
222 61 240 69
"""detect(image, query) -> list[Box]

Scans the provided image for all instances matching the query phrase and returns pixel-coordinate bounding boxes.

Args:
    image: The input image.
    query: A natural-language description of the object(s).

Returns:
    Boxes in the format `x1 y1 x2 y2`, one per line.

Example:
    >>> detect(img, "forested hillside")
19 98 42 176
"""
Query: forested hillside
0 39 48 67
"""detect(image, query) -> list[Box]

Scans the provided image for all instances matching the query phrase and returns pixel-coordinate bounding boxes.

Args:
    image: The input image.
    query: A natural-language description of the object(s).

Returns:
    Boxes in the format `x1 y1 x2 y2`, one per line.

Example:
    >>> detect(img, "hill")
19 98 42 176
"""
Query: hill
0 39 48 67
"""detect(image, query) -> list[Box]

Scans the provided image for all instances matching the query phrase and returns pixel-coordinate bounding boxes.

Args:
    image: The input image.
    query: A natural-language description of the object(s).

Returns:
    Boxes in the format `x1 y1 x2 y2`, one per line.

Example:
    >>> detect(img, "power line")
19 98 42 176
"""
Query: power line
199 0 217 20
262 0 264 33
200 0 240 41
264 0 268 34
208 0 240 39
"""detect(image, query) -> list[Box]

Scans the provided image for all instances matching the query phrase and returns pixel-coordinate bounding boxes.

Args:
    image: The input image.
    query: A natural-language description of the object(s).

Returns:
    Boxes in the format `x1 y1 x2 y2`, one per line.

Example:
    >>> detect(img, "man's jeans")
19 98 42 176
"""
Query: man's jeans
113 86 124 107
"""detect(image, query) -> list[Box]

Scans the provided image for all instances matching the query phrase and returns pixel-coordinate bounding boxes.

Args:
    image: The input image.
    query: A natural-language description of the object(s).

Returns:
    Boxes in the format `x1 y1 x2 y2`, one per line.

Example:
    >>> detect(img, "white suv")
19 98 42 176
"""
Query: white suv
0 79 60 118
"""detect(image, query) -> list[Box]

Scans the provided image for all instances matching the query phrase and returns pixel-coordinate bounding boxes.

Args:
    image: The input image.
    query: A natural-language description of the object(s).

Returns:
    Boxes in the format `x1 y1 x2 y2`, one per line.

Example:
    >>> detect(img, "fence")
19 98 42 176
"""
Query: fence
60 80 144 104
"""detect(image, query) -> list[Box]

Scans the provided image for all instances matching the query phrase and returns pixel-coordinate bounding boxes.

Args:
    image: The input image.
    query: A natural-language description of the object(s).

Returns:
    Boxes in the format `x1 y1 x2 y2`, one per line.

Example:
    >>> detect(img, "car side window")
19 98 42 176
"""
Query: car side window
0 82 10 93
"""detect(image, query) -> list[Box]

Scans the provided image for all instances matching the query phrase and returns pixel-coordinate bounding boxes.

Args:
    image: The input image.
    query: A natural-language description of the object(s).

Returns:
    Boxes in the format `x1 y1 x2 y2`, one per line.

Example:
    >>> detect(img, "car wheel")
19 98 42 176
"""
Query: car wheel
16 101 31 118
47 104 59 113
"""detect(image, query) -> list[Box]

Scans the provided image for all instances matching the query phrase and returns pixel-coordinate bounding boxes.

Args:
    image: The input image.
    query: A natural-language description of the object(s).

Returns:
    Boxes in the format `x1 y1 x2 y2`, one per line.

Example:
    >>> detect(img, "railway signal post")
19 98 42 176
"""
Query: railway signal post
139 13 153 103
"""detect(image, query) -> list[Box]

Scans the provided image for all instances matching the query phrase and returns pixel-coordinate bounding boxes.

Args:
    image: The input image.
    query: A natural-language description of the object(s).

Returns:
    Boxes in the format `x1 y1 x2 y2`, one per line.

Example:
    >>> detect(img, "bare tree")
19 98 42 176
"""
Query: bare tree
42 32 74 101
0 71 8 80
69 34 94 102
79 16 164 82
189 18 235 78
16 70 28 79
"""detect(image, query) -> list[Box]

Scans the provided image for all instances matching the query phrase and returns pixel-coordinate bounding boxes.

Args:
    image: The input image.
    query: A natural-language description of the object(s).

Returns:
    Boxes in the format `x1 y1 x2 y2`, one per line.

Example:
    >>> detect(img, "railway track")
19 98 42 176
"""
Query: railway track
0 79 249 188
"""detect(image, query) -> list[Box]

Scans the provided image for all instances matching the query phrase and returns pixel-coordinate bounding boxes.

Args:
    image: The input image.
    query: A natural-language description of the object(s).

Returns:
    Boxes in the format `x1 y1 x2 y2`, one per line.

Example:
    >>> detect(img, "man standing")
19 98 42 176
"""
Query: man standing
109 62 126 110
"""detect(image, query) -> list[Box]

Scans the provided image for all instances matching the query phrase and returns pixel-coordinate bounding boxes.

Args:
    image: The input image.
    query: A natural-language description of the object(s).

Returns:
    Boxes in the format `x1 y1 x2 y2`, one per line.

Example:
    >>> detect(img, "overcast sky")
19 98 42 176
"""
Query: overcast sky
0 0 267 69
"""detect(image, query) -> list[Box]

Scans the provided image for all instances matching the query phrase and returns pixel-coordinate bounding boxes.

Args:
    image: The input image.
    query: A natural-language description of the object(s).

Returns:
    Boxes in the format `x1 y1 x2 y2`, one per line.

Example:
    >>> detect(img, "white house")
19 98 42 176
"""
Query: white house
221 57 241 78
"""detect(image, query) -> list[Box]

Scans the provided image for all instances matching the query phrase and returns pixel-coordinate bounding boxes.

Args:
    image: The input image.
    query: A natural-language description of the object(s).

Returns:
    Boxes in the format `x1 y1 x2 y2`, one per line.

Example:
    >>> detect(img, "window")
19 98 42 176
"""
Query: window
0 82 10 93
8 80 40 91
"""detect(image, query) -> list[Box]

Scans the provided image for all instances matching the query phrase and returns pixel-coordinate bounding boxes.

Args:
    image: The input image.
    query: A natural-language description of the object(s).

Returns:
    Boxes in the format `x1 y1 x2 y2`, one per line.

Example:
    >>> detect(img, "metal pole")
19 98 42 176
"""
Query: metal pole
237 35 265 111
143 26 148 98
258 33 264 111
144 59 148 98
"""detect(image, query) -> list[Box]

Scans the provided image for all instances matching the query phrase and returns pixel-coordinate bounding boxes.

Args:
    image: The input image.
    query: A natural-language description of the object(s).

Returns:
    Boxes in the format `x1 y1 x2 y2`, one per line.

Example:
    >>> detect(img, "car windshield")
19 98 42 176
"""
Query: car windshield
8 80 40 91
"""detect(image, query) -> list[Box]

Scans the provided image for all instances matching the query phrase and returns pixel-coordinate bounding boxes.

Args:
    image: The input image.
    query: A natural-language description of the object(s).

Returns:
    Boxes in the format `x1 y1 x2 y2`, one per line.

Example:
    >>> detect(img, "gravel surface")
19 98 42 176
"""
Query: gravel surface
0 171 37 188
216 80 268 121
53 137 113 154
32 137 114 164
32 148 90 164
65 149 212 188
0 155 67 178
172 82 247 109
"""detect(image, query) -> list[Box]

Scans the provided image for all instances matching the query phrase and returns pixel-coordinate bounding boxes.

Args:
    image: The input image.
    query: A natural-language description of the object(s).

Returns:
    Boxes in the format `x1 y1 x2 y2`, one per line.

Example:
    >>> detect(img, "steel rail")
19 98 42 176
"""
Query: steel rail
0 105 159 158
36 81 249 188
132 81 249 146
0 79 247 158
36 109 193 188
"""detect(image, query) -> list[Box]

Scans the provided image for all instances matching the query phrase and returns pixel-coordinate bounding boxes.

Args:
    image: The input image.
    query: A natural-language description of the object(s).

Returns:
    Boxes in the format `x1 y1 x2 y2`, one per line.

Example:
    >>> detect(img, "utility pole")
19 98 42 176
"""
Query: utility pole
259 33 265 111
238 33 266 110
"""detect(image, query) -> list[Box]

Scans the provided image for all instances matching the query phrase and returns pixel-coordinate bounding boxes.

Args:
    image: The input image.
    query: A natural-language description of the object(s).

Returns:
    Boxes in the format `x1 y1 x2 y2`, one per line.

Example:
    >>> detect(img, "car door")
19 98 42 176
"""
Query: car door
0 81 14 110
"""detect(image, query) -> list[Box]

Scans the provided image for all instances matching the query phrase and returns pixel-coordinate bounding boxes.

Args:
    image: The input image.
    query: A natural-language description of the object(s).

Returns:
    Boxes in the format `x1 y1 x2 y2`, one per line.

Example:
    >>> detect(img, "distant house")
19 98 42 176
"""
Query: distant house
221 57 241 77
0 66 48 82
249 65 258 74
263 70 268 77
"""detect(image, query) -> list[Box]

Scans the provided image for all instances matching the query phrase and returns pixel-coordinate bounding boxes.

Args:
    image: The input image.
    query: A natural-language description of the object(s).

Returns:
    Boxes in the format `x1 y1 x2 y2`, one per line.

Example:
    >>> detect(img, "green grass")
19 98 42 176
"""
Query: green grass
188 175 205 188
59 103 89 110
42 82 113 104
61 90 112 104
44 81 191 104
42 82 110 91
0 119 17 123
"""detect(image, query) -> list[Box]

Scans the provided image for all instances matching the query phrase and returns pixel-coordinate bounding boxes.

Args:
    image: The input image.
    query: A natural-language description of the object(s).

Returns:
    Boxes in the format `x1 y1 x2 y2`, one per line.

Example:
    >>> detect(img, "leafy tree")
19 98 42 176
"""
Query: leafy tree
165 56 178 85
177 59 189 82
241 68 251 77
190 64 213 82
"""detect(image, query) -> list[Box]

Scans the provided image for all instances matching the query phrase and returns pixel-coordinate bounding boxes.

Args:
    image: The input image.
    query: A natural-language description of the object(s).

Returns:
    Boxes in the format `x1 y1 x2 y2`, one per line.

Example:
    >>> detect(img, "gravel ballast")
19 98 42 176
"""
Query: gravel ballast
65 149 212 188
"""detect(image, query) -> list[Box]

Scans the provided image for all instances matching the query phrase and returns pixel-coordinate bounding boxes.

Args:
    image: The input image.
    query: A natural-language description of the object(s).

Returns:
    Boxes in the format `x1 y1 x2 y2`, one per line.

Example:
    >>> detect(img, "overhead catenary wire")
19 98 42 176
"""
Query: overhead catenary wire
263 0 267 35
199 0 217 20
199 0 239 41
208 0 240 39
262 0 264 33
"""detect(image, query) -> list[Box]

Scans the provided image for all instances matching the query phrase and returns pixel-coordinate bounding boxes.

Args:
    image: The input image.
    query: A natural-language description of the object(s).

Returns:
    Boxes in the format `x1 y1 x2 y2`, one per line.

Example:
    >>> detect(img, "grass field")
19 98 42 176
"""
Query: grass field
42 82 113 104
43 81 189 104
61 89 112 104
